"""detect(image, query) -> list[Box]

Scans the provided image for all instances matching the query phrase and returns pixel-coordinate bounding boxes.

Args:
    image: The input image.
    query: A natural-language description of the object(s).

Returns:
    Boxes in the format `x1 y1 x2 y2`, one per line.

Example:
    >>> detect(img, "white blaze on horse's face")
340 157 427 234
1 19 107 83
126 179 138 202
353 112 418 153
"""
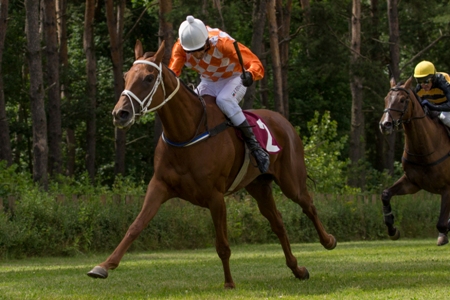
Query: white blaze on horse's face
379 87 410 135
379 94 395 135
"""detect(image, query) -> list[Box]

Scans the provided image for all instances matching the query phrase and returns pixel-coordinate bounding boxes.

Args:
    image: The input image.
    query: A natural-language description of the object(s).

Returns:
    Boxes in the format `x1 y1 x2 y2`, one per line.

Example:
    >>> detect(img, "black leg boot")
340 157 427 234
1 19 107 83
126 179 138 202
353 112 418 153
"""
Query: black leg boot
237 120 270 173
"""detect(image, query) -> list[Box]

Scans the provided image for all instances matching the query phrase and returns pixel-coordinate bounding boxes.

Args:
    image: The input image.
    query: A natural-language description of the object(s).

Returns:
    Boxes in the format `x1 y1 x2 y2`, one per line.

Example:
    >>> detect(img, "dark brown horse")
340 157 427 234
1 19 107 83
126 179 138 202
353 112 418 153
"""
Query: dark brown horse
87 40 336 288
379 76 450 246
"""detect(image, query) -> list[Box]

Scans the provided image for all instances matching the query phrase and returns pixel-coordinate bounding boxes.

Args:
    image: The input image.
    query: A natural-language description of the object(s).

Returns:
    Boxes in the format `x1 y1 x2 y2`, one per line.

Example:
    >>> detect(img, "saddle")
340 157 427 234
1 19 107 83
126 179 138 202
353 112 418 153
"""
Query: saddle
236 111 282 154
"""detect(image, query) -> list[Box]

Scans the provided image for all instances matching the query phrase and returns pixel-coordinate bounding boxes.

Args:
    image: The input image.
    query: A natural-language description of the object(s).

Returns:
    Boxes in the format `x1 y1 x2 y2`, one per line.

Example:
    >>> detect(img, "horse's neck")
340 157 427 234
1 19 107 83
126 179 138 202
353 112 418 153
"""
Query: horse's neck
158 73 206 142
404 104 442 154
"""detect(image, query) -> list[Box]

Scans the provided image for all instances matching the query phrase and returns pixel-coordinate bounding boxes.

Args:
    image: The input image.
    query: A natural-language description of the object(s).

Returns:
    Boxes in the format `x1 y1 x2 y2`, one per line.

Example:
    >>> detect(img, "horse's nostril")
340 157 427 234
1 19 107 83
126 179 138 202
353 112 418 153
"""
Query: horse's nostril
118 110 129 120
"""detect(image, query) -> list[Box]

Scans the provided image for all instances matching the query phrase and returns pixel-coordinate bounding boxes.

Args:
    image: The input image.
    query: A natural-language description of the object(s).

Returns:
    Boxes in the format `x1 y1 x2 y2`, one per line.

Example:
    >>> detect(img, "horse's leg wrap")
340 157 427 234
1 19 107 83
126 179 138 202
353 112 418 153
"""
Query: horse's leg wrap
383 205 398 237
382 190 398 238
237 120 270 173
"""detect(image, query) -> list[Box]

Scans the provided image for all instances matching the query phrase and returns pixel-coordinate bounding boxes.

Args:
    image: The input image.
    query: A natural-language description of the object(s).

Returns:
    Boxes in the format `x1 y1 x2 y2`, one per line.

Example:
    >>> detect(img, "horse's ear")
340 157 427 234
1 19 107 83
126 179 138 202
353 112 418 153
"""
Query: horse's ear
135 40 144 60
405 76 413 89
154 40 166 63
390 77 396 88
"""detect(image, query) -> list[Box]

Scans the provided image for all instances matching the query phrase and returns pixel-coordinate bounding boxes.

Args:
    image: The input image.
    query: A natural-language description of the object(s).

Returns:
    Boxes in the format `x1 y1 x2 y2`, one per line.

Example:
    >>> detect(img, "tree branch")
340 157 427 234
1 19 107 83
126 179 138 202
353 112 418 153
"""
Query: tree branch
400 34 450 72
123 2 158 43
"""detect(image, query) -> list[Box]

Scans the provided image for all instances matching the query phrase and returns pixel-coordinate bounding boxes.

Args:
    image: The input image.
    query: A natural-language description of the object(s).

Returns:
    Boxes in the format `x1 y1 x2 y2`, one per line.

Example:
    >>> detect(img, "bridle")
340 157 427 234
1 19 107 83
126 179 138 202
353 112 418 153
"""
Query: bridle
384 86 450 166
120 60 180 124
119 59 231 148
382 87 425 131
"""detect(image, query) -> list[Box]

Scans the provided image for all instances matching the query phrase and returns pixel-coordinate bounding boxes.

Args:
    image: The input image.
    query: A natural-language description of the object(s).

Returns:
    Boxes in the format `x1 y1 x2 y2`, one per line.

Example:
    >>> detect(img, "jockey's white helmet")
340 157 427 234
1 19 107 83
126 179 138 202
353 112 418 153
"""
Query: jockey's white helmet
178 15 208 51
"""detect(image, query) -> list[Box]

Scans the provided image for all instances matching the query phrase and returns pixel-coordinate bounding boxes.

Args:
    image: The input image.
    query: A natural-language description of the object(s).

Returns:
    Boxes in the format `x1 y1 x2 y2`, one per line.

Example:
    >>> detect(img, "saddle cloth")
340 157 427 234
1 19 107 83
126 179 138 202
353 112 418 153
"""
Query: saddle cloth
235 111 282 154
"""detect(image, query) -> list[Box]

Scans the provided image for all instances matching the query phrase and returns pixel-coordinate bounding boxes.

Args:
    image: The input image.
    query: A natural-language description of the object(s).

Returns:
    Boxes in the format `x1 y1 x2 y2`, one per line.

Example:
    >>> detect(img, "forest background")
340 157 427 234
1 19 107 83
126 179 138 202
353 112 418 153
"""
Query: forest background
2 0 450 258
1 0 450 193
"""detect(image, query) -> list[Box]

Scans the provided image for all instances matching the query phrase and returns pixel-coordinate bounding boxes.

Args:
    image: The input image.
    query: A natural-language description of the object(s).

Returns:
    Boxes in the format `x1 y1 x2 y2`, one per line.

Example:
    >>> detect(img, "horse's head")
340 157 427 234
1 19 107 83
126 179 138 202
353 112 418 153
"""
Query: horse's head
112 40 178 130
379 76 422 135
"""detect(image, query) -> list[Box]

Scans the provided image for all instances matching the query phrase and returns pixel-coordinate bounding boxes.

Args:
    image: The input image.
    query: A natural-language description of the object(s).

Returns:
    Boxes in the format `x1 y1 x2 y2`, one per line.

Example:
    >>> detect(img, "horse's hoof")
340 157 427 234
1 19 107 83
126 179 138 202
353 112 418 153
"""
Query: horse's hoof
437 233 448 246
293 266 309 280
325 234 337 250
299 267 310 280
388 228 400 240
87 266 108 279
224 282 236 289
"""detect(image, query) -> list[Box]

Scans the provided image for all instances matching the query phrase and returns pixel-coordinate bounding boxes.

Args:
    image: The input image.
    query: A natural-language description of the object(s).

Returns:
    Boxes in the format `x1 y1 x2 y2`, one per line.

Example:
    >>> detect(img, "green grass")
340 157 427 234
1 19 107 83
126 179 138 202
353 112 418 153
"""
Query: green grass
0 239 448 299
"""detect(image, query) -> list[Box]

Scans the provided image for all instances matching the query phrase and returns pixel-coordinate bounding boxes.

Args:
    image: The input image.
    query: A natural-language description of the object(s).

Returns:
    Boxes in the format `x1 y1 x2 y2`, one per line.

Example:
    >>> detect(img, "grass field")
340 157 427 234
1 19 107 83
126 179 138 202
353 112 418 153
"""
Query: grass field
0 239 448 299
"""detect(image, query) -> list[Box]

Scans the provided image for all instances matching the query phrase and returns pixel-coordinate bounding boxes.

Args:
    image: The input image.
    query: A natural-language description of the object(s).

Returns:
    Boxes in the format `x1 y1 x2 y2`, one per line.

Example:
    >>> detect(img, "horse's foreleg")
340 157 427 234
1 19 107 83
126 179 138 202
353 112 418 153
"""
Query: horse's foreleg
209 196 235 289
246 182 310 281
382 175 420 240
436 191 450 246
87 179 170 279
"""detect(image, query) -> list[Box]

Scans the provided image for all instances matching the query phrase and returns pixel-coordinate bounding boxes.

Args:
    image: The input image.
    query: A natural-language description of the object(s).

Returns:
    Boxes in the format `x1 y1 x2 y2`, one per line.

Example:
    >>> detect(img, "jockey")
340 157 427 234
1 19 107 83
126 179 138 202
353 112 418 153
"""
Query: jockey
169 15 269 173
414 60 450 126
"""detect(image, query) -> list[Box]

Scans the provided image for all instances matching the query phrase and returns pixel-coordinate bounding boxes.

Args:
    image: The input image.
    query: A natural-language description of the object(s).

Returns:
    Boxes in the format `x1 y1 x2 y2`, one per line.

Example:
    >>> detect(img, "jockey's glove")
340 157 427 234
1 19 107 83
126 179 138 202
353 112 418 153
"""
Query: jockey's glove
241 71 253 87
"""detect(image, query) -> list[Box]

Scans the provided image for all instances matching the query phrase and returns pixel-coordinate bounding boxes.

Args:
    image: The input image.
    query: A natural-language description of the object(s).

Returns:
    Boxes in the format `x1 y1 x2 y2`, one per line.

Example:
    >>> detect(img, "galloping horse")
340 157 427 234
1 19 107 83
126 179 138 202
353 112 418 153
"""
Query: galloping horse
87 40 336 288
379 76 450 246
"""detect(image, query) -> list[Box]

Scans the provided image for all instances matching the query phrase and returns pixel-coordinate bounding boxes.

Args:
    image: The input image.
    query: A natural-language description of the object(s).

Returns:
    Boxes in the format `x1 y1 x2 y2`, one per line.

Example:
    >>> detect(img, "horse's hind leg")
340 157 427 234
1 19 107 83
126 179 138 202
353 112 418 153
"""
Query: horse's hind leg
87 179 170 279
436 191 450 246
290 190 336 250
276 170 336 250
246 179 310 280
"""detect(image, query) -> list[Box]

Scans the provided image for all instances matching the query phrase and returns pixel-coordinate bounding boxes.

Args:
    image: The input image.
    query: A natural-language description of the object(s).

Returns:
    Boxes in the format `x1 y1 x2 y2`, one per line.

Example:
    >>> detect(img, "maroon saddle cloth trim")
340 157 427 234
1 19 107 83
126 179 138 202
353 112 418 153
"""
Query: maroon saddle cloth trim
235 111 282 154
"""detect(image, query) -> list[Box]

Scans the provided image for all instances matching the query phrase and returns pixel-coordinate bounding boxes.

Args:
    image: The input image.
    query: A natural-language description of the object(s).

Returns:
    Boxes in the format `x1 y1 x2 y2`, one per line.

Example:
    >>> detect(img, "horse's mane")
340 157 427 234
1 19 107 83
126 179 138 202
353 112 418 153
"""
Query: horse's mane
162 64 200 98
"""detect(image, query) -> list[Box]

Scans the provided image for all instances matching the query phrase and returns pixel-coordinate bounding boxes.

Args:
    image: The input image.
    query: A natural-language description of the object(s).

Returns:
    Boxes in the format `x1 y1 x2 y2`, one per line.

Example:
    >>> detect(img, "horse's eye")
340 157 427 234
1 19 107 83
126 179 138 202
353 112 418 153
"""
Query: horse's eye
144 74 154 83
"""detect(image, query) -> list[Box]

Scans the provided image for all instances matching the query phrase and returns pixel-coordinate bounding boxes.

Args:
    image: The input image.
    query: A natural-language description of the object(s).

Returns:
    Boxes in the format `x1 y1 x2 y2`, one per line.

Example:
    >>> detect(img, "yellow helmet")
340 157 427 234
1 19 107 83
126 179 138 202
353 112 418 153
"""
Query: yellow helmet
414 61 436 78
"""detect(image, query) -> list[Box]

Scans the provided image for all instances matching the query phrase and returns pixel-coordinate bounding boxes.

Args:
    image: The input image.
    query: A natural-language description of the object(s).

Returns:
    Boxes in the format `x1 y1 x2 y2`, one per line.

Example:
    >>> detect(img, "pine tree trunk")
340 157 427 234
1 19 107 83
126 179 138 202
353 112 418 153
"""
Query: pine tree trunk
266 0 284 116
84 0 97 182
0 0 12 166
348 0 365 188
385 0 400 175
243 0 267 110
57 0 76 176
25 0 49 188
44 0 62 176
277 0 292 118
105 0 126 176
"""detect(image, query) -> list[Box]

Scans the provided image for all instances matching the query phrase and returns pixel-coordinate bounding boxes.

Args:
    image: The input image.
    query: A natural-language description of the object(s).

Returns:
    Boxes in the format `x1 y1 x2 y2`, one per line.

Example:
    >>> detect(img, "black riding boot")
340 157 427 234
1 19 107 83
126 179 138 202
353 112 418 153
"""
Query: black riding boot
237 120 270 173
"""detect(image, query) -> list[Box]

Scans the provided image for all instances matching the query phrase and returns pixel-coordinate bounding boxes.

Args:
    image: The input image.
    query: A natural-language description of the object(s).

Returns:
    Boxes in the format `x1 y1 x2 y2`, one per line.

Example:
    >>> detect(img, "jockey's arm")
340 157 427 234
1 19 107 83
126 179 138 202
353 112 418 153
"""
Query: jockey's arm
222 39 264 81
168 41 186 77
428 74 450 111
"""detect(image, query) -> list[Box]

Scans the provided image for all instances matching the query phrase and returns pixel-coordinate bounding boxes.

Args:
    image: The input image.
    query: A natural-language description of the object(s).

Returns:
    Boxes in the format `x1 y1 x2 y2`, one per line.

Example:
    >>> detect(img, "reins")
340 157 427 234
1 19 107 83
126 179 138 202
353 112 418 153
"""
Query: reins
124 59 231 147
386 87 450 167
160 96 231 148
382 87 426 131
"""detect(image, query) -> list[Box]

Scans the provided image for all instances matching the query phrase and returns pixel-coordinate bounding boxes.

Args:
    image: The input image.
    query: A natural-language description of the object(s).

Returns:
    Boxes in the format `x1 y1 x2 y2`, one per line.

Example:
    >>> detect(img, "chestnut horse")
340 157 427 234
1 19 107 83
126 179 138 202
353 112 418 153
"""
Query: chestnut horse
379 76 450 246
87 40 336 288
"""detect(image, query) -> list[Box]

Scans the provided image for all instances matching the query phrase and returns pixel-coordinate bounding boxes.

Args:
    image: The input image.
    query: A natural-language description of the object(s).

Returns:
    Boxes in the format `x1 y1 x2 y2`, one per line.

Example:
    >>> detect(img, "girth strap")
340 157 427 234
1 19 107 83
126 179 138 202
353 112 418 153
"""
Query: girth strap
402 151 450 167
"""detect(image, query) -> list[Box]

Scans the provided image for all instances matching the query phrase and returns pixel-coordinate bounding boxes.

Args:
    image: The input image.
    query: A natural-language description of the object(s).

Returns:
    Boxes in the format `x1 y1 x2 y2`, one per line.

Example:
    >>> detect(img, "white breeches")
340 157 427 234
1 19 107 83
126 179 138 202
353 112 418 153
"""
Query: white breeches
196 75 247 126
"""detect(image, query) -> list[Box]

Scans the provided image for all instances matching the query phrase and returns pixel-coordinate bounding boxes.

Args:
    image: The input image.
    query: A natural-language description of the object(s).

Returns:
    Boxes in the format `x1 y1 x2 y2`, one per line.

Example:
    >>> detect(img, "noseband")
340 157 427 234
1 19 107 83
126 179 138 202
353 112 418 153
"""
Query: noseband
382 87 411 130
121 60 180 122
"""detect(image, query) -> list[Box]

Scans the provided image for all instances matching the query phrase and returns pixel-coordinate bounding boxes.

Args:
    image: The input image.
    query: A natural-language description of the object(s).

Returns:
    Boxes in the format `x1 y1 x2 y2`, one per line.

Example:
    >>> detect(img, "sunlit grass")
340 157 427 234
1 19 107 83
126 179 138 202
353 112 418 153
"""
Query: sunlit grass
0 239 449 299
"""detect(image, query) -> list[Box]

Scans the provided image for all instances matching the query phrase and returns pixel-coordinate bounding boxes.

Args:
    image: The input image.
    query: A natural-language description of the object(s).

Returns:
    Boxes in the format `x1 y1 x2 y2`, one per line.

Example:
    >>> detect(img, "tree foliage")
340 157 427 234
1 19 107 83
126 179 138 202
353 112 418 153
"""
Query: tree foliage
1 0 450 190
